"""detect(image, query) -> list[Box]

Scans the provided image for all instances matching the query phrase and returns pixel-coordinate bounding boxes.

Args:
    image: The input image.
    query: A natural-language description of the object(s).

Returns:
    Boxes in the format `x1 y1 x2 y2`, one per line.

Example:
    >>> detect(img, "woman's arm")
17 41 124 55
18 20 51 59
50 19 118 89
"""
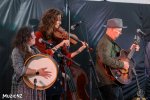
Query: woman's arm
71 42 87 58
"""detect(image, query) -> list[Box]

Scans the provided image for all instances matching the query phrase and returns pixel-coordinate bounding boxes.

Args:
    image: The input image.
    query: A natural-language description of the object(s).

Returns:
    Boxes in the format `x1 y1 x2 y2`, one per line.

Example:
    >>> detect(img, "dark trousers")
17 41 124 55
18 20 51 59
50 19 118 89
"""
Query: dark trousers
99 84 124 100
46 79 63 100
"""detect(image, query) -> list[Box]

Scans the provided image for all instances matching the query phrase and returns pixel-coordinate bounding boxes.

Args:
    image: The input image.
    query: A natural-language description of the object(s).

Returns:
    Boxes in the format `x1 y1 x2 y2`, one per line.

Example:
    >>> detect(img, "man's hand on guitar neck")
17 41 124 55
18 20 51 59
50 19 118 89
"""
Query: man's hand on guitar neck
130 44 140 51
123 61 129 70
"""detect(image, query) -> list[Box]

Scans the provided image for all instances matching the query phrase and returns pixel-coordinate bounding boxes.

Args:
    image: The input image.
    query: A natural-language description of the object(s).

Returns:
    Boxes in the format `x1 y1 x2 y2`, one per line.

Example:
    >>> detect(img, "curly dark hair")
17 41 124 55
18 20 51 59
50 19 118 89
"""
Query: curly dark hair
38 8 62 37
13 26 34 57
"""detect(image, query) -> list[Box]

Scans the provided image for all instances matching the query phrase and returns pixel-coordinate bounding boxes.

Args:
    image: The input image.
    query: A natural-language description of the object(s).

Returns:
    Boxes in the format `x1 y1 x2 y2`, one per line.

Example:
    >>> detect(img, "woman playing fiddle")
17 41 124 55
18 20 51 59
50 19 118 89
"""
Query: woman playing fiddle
35 8 87 100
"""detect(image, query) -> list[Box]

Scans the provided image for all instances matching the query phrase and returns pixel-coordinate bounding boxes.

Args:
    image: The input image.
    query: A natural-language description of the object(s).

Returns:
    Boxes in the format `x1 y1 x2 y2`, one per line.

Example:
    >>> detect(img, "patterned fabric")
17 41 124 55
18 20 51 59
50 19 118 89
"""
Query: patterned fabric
95 34 124 87
11 47 46 100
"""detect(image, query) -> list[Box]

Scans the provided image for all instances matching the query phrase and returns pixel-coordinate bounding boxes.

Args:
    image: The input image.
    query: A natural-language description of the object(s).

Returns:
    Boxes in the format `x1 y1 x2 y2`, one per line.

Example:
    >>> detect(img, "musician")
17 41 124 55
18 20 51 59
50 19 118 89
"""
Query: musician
35 8 87 100
95 18 140 100
11 26 51 100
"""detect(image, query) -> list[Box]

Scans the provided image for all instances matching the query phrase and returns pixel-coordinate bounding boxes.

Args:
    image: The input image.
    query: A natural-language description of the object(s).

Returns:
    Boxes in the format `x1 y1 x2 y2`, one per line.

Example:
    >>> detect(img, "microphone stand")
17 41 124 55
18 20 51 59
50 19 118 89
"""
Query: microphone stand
84 44 103 100
54 48 81 100
78 21 103 100
65 1 102 99
64 0 71 49
34 78 37 100
64 0 71 99
130 33 145 100
132 66 145 100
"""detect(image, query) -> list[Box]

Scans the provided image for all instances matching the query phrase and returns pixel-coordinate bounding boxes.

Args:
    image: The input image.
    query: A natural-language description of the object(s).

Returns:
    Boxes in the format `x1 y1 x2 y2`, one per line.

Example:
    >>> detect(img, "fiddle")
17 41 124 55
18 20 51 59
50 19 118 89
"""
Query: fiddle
54 27 93 52
54 27 80 45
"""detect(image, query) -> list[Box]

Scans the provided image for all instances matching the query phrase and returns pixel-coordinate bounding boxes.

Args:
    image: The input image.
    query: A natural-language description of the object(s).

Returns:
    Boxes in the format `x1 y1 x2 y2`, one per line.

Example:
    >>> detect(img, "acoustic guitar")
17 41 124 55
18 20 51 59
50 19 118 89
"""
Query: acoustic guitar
109 35 140 84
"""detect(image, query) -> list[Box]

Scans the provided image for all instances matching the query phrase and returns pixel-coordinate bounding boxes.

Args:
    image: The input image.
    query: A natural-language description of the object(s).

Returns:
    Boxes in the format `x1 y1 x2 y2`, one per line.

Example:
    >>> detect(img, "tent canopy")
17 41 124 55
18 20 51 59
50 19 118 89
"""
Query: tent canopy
87 0 150 4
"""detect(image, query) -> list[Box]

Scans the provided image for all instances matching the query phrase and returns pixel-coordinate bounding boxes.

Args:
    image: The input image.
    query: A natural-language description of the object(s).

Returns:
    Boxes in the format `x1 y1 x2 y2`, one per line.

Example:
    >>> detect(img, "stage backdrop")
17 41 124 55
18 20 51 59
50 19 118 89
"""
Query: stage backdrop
0 0 150 100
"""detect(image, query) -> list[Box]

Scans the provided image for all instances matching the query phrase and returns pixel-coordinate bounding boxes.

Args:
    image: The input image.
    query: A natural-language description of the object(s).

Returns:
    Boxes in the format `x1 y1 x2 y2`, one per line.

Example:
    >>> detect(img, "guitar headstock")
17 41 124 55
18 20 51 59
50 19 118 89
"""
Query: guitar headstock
134 35 140 45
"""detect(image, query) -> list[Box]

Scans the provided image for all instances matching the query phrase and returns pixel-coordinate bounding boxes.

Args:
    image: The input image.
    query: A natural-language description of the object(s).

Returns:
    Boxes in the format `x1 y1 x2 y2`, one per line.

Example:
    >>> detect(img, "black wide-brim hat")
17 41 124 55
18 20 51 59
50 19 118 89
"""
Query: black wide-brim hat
103 18 127 28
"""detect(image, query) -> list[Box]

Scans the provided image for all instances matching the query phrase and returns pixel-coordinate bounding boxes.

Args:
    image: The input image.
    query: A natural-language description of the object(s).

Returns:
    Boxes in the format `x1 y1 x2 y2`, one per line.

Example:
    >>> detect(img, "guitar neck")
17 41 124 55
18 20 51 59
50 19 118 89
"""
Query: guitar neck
128 35 140 59
127 47 136 59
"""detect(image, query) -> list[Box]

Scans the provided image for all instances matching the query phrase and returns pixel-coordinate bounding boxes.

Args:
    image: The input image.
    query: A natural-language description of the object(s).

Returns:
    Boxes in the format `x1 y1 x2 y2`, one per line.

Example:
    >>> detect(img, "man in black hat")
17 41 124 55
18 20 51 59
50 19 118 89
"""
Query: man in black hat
95 18 140 100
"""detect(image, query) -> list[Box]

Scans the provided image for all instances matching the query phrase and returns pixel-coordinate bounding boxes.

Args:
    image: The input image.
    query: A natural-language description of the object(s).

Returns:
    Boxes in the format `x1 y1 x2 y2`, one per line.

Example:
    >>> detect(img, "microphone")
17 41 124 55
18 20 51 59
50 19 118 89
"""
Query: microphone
38 38 53 46
71 21 84 30
137 29 146 36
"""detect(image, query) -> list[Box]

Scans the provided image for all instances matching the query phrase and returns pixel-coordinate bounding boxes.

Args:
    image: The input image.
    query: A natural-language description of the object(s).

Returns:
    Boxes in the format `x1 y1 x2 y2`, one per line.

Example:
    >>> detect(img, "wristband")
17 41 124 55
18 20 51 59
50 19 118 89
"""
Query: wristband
35 70 39 75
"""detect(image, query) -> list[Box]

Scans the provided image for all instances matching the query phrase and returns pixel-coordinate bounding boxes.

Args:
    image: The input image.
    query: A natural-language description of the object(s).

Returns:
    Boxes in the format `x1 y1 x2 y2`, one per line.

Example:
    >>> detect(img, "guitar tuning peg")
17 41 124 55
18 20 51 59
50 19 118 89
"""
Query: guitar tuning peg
134 35 137 40
133 35 140 44
134 35 137 39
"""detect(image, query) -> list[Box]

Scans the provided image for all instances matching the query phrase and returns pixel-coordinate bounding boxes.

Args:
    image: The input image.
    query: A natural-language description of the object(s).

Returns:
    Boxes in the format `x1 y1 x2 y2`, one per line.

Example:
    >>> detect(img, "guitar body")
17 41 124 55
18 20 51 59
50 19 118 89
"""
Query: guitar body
109 50 135 84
